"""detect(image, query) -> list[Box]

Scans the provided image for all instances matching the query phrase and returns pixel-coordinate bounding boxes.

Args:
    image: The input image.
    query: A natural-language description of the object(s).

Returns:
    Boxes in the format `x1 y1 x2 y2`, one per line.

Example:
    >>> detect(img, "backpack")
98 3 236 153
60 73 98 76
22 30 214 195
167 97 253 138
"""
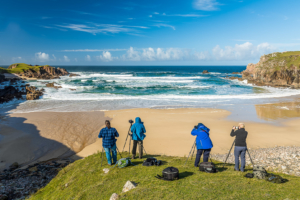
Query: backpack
265 173 286 184
199 162 217 173
143 157 162 166
117 158 134 168
253 166 267 179
155 167 179 181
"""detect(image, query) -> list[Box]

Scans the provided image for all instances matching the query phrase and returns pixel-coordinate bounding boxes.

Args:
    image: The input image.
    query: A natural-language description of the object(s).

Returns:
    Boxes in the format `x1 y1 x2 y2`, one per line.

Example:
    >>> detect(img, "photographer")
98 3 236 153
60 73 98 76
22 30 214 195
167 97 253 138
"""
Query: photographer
230 123 248 172
98 120 119 165
131 117 146 159
191 123 213 167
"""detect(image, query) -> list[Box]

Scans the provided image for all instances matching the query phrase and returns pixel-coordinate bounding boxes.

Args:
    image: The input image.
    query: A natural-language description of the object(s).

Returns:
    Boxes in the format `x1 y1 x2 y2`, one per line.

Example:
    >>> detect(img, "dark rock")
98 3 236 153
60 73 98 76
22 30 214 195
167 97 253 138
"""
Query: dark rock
202 70 209 74
69 73 80 77
232 72 241 74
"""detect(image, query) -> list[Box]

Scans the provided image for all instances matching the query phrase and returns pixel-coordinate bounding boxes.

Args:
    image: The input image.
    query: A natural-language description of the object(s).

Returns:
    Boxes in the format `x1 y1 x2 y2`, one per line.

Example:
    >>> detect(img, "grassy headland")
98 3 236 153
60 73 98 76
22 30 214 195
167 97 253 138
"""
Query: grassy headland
0 63 46 74
30 152 300 200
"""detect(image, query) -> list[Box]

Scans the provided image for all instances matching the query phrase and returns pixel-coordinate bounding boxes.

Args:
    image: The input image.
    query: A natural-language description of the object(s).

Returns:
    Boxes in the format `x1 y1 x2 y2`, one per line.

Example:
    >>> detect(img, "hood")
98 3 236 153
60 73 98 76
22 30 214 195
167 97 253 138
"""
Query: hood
135 117 142 124
197 123 210 132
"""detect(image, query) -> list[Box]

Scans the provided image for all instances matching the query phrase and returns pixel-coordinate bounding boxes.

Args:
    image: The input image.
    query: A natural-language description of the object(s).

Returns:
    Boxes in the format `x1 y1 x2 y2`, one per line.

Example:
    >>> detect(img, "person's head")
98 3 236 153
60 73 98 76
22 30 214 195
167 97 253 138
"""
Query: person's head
105 120 111 128
238 123 245 129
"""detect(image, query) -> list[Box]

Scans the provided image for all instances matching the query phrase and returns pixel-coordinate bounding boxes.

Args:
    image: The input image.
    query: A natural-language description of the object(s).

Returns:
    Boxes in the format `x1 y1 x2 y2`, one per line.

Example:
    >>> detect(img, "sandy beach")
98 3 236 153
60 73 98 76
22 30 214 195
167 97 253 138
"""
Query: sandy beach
1 107 300 170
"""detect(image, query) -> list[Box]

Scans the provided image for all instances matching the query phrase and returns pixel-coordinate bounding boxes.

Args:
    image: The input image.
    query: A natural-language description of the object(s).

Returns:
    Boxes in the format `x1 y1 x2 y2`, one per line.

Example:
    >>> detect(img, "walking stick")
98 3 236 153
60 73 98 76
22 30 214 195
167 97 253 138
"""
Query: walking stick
184 139 196 165
101 148 104 167
222 139 235 168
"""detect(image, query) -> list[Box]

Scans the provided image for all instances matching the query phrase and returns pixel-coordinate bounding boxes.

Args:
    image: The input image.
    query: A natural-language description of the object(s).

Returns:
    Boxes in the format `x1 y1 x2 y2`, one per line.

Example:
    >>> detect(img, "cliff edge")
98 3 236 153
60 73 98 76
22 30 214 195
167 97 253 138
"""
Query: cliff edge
242 51 300 88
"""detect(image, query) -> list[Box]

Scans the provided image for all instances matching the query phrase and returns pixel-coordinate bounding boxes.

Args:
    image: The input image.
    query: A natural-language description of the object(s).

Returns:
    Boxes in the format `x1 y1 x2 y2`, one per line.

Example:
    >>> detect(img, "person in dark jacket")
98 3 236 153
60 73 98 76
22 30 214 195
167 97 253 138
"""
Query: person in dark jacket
230 123 248 172
131 117 146 159
98 120 119 165
191 123 213 167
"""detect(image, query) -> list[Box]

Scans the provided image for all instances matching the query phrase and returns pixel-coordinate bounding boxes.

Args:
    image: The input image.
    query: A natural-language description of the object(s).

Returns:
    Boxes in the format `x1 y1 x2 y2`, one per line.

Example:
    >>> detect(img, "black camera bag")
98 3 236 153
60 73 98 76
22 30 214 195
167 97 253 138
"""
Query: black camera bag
143 157 162 166
199 162 217 173
155 167 179 181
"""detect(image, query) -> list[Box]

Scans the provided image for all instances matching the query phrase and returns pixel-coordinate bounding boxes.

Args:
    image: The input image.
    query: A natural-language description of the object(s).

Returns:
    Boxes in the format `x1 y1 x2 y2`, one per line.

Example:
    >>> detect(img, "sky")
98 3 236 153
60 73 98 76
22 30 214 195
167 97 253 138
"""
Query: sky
0 0 300 66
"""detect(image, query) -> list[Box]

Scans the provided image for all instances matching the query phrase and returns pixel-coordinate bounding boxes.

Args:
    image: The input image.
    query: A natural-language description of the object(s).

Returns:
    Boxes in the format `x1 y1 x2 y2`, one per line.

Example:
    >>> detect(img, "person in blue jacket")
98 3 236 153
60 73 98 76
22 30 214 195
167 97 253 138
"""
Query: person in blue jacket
191 123 213 167
131 117 146 159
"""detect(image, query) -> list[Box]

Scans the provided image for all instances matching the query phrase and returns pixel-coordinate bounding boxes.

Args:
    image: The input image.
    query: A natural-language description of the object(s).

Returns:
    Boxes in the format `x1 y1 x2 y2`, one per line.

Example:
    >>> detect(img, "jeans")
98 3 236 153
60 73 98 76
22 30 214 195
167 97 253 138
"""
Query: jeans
234 146 247 171
194 149 211 167
103 144 117 165
132 140 143 158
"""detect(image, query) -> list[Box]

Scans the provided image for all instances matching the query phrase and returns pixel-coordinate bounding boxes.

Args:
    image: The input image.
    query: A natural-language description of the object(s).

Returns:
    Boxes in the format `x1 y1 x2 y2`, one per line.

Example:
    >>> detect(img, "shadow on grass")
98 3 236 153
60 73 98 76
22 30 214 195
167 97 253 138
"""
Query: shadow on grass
179 171 194 179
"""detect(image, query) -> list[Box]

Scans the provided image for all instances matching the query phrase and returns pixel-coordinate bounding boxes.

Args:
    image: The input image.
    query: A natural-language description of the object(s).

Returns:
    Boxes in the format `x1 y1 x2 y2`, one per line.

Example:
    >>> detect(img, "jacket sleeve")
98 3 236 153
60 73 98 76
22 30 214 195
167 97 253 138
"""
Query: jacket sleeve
114 129 119 138
191 129 198 136
130 124 135 134
230 129 237 137
142 125 146 134
98 129 103 138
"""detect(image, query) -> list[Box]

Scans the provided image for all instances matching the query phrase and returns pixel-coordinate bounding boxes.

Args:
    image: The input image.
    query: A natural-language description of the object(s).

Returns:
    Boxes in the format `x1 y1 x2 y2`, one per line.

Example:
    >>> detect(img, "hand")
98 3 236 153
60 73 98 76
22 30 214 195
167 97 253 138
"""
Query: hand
232 126 236 130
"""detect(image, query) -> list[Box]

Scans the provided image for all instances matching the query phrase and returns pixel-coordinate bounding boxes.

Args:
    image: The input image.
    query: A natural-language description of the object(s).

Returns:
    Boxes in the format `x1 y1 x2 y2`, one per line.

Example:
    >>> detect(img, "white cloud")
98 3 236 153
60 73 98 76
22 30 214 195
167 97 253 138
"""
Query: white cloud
64 55 70 62
154 12 159 15
98 51 113 61
212 42 276 60
52 54 56 60
85 55 91 61
194 0 220 11
62 48 127 52
12 57 22 62
154 24 175 30
35 52 49 62
149 15 153 18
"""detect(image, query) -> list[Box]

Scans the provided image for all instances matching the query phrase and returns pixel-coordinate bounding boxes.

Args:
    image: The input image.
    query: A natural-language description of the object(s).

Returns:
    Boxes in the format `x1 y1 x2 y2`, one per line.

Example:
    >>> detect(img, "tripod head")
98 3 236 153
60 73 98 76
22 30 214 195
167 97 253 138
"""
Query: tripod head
129 119 134 124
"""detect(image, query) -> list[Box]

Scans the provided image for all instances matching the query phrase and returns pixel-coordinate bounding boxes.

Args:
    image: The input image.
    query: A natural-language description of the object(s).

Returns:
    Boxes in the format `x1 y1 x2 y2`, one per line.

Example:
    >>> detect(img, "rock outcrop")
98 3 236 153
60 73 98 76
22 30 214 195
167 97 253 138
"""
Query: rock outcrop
0 85 24 103
26 86 44 100
69 73 80 77
46 82 62 89
202 70 209 74
242 51 300 88
7 64 69 80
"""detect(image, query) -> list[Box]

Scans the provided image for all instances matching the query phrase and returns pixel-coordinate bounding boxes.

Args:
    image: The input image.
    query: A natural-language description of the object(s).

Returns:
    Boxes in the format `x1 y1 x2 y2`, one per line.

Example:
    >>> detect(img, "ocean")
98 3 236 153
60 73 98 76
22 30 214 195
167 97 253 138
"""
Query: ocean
2 65 300 116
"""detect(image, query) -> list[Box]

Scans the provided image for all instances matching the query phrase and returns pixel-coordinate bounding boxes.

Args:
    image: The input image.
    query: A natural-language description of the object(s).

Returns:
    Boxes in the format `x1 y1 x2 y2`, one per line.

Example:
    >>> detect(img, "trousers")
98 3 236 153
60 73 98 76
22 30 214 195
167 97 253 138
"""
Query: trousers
132 140 143 158
194 149 211 167
103 144 117 165
234 146 247 172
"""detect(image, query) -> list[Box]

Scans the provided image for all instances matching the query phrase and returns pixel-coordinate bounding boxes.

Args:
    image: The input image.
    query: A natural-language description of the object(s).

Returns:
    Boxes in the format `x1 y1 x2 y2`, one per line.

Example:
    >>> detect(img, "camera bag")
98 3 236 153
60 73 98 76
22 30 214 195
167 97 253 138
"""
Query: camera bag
143 157 162 166
253 166 267 179
155 167 179 181
199 162 217 173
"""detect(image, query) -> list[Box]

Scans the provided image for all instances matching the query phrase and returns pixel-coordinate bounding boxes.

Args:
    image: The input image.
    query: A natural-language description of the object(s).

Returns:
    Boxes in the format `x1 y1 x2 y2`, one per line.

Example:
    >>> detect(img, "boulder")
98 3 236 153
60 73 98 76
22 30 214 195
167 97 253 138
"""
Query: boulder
69 73 80 77
232 72 241 74
110 193 119 200
122 181 136 193
46 82 62 89
9 162 19 170
202 70 209 74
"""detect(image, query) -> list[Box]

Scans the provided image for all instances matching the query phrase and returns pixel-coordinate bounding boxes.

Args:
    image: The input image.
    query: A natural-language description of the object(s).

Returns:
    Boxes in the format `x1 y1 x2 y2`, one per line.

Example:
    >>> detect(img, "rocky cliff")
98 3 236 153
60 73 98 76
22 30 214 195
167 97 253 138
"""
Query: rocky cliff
242 51 300 88
6 63 69 79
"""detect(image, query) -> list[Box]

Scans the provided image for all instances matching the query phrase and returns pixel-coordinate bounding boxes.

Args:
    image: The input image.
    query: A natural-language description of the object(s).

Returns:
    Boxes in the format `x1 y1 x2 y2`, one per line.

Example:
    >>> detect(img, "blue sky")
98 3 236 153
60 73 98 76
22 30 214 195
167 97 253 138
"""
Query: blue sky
1 0 300 66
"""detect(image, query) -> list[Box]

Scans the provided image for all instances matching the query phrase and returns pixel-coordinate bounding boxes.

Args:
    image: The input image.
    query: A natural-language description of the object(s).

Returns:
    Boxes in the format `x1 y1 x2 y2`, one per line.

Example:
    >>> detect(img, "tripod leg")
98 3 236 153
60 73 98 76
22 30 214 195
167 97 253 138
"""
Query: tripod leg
101 147 104 167
246 149 254 167
191 143 196 160
184 139 196 165
122 134 129 152
222 141 235 168
129 137 132 156
143 146 147 155
116 146 122 159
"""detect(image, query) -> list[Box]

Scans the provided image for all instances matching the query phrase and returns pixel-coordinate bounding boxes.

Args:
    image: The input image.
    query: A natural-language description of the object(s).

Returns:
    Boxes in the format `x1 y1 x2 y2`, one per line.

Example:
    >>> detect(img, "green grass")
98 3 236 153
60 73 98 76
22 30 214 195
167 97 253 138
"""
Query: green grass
3 63 45 74
30 153 300 200
263 51 300 70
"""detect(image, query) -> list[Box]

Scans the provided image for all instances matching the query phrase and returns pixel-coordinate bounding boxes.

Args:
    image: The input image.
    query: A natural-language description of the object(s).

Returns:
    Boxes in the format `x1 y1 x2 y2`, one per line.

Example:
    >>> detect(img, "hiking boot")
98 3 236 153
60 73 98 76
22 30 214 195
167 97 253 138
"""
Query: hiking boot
131 155 135 160
139 155 142 159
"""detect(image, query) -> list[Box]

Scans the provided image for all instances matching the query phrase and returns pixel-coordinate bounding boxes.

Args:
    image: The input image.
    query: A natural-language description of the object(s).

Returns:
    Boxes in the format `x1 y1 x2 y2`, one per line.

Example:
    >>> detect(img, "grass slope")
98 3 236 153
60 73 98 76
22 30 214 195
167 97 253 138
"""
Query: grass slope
30 152 300 200
262 51 300 70
1 63 45 74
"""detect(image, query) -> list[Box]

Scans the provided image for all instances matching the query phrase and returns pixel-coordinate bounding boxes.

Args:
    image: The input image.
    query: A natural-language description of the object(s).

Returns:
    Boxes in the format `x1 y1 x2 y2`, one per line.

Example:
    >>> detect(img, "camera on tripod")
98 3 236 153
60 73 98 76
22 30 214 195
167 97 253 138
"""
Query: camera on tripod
129 119 134 124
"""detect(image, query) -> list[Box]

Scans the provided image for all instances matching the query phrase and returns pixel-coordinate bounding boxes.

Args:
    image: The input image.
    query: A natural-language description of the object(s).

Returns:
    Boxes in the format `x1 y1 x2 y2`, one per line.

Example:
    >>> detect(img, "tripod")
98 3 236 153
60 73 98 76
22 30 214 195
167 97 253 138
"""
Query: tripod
184 138 212 165
222 139 254 168
122 122 147 156
101 146 123 167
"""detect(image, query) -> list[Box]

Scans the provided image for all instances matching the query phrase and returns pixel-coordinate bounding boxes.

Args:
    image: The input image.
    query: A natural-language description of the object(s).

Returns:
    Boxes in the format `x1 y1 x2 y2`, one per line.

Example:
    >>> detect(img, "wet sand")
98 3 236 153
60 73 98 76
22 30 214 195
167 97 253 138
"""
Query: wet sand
1 107 300 170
